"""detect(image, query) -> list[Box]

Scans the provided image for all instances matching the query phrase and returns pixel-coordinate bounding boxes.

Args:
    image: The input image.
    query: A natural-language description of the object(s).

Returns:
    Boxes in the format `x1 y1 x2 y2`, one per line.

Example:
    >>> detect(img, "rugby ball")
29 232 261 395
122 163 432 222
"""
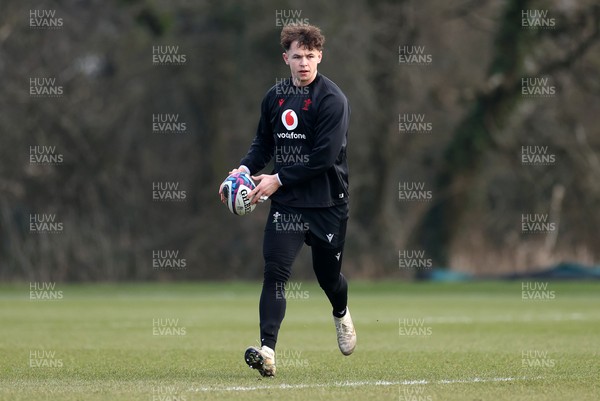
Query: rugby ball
221 172 257 216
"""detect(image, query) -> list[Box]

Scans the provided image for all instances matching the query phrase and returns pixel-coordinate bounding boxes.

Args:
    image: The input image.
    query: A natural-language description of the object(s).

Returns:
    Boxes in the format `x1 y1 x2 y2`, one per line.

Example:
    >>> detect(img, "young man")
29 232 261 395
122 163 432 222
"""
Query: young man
219 24 355 377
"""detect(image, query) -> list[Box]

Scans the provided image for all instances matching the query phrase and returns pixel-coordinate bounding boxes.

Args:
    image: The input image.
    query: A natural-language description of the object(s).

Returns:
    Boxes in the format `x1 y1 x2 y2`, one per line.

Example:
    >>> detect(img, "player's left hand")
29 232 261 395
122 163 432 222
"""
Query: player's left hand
249 174 281 205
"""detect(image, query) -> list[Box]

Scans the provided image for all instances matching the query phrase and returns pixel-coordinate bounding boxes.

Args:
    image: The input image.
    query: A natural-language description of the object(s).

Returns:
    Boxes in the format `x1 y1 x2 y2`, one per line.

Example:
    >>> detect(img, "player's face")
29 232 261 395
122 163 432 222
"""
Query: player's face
282 41 322 86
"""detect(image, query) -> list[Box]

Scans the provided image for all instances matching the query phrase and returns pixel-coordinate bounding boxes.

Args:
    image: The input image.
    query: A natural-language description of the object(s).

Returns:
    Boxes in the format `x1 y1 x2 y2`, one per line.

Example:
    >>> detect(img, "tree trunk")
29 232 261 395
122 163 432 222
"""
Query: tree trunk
413 0 533 267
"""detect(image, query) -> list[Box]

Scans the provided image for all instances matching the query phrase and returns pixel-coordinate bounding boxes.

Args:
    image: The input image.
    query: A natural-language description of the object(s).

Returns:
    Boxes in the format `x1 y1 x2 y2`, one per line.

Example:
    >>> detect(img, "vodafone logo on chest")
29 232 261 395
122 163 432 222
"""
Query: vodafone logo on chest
281 109 298 130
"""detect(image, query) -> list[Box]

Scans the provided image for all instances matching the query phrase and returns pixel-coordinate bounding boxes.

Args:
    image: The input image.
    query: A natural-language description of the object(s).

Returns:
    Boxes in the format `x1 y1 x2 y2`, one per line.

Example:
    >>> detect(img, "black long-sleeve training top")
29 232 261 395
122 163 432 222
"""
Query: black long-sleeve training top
240 73 350 208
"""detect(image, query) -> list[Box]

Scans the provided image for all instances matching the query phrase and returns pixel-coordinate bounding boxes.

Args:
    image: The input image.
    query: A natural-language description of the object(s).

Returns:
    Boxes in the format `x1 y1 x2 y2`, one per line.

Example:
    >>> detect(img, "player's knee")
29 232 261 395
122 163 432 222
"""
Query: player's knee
263 261 291 283
317 273 345 294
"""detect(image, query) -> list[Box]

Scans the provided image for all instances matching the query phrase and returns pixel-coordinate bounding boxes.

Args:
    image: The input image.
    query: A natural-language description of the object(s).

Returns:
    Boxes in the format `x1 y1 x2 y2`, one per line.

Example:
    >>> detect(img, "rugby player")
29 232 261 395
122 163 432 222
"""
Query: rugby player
219 24 355 377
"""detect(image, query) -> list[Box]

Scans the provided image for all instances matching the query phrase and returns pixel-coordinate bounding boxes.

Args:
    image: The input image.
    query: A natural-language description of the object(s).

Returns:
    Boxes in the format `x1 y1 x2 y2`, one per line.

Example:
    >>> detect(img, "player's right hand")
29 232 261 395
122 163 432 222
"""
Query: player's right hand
218 167 249 204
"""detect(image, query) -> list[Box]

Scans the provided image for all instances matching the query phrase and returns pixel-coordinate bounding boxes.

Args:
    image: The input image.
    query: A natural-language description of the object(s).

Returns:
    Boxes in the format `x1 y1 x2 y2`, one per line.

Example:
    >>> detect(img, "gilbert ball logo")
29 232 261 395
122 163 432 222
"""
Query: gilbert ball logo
281 109 298 130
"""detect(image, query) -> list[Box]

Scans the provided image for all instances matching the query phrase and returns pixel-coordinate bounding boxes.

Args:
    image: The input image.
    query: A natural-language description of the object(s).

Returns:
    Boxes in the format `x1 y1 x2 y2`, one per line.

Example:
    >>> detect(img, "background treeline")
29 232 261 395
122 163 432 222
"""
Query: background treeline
1 0 599 281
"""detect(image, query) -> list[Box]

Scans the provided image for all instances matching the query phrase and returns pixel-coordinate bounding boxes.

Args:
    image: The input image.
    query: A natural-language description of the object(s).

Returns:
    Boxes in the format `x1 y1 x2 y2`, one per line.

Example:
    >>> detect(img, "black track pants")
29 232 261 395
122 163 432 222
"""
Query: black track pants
259 201 349 350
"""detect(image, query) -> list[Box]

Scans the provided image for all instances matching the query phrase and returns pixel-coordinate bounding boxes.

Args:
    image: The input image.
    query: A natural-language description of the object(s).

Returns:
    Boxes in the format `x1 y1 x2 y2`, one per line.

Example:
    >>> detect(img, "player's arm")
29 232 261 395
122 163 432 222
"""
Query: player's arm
219 96 274 203
239 96 275 175
277 94 349 186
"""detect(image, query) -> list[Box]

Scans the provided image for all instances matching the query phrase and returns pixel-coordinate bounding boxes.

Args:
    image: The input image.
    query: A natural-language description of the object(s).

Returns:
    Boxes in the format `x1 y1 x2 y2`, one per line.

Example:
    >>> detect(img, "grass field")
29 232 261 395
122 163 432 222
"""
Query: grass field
0 281 599 401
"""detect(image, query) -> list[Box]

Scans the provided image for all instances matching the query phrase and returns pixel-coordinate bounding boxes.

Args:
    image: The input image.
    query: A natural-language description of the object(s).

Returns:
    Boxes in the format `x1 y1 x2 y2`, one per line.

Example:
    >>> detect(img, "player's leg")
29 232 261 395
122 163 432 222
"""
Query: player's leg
245 202 305 377
307 205 356 355
310 240 348 317
305 204 349 314
311 238 356 356
259 223 304 350
311 231 348 317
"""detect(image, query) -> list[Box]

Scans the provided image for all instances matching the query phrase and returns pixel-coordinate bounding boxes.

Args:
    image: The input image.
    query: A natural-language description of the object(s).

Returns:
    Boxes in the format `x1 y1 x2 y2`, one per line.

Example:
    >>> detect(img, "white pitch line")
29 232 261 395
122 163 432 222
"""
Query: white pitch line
422 313 588 324
188 376 542 392
346 313 596 326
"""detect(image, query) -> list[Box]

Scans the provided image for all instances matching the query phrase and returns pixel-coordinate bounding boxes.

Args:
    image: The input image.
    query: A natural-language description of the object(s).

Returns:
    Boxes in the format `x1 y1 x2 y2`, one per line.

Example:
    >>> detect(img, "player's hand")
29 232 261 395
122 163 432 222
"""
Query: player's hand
249 174 281 205
218 167 249 204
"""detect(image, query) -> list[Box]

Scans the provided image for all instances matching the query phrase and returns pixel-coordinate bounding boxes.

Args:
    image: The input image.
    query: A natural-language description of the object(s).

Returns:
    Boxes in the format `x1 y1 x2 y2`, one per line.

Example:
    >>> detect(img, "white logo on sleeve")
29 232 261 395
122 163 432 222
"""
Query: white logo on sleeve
326 233 334 243
335 252 341 261
281 109 298 130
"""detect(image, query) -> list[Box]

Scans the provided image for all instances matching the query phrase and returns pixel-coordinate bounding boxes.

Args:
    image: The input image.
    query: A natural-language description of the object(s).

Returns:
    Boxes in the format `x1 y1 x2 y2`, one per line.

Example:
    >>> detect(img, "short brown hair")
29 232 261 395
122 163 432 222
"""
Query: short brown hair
280 24 325 51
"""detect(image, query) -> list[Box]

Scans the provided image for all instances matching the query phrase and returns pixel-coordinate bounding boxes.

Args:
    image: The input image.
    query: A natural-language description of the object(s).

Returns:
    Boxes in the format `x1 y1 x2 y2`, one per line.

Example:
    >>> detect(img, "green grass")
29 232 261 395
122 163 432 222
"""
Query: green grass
0 281 599 400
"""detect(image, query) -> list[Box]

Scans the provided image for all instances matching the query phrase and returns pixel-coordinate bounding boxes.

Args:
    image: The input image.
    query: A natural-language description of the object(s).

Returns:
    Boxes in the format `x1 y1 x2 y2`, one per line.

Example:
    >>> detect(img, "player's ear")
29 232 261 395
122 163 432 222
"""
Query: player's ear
317 50 322 64
282 52 289 65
